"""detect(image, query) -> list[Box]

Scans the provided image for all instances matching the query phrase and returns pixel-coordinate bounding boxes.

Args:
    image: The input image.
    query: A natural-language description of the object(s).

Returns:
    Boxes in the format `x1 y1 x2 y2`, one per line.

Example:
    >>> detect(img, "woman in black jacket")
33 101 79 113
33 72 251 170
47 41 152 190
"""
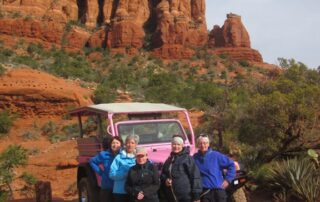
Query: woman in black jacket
161 135 202 202
125 147 160 202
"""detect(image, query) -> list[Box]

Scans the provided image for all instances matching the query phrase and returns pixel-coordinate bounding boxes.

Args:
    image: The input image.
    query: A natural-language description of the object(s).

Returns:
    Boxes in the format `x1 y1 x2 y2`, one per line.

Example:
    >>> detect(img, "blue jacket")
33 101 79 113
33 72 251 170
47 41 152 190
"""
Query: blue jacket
89 150 115 190
193 148 236 189
109 150 136 194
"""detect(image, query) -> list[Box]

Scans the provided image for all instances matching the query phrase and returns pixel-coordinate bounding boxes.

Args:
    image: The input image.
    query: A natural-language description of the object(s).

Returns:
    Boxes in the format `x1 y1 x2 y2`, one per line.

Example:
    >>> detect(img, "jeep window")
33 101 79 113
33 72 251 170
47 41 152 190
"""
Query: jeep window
118 121 184 144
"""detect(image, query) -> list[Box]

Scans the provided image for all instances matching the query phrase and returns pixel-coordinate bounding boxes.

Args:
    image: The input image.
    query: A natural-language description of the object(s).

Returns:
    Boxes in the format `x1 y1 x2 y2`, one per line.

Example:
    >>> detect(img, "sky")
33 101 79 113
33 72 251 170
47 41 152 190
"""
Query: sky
205 0 320 68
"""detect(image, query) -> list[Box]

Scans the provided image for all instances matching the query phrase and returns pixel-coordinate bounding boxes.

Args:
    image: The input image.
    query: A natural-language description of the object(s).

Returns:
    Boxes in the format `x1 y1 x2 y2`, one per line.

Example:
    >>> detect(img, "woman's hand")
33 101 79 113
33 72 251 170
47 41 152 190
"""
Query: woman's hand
222 180 229 189
193 200 200 202
165 178 172 187
137 191 144 200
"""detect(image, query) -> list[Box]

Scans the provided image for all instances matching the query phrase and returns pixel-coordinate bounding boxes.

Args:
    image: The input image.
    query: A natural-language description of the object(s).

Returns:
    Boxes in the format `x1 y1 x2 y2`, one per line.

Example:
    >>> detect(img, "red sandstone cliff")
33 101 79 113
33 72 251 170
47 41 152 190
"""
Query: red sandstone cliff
0 1 263 62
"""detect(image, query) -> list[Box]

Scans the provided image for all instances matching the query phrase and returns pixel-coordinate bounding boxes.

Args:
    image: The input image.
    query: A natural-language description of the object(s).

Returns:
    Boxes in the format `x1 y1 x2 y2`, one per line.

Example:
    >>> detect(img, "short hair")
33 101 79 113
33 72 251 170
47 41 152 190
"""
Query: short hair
172 135 184 145
125 134 139 144
196 134 210 147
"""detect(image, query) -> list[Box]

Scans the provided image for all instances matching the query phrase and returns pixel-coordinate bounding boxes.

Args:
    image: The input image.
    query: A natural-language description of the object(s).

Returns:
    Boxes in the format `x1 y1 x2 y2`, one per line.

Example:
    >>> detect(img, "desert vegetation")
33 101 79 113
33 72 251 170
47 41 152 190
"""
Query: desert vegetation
0 145 37 201
0 39 319 201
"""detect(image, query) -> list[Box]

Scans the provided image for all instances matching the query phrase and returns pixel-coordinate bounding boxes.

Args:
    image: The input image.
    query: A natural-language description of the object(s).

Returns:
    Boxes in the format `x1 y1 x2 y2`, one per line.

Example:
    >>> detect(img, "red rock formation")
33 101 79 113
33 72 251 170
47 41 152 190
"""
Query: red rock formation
209 13 263 62
212 47 263 63
88 28 107 48
0 18 64 44
0 69 92 117
209 13 250 48
152 0 207 59
105 0 150 53
2 0 78 23
0 1 265 61
64 27 91 49
83 0 99 27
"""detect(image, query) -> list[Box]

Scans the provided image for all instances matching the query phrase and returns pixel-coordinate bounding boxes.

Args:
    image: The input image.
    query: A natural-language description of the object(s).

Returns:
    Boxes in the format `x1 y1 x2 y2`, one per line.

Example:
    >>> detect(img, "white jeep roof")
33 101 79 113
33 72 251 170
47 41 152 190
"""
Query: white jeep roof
69 102 186 115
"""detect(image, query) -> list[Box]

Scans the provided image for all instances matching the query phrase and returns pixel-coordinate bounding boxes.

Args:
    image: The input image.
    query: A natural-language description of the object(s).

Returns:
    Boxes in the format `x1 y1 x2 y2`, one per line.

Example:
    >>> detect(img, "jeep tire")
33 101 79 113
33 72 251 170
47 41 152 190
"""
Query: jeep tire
78 177 99 202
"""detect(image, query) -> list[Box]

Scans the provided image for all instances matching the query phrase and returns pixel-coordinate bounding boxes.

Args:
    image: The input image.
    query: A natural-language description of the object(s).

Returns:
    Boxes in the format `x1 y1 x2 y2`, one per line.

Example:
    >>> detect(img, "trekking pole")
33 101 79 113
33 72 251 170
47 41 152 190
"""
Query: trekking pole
168 157 178 202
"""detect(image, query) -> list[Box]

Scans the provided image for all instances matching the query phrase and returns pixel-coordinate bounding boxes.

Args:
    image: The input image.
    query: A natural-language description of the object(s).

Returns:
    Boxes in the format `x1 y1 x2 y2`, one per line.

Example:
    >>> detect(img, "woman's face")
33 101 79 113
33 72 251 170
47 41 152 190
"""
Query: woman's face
125 139 137 154
171 143 183 153
110 139 122 153
136 154 148 165
198 139 209 153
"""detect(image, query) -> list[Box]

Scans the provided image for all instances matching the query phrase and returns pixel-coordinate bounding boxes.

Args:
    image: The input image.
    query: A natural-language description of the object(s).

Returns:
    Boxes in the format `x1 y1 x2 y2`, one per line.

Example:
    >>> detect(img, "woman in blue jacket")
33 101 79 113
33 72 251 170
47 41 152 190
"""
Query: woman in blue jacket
89 136 123 202
109 134 139 202
193 135 236 202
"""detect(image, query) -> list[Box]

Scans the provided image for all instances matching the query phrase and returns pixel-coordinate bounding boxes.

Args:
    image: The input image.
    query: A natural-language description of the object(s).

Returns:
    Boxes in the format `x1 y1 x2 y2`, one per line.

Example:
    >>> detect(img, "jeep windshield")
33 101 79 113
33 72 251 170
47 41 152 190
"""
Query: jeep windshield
117 120 185 145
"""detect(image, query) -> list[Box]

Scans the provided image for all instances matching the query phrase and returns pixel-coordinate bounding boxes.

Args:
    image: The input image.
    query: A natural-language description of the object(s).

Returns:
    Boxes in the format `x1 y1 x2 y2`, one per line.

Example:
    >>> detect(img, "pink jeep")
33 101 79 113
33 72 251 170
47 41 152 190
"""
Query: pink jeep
69 103 196 202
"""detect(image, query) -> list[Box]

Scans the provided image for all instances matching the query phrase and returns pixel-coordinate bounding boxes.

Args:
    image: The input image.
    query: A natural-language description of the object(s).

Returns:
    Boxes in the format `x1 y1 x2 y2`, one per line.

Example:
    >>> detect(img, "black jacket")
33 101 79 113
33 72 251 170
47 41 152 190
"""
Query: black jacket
161 147 202 202
125 160 160 202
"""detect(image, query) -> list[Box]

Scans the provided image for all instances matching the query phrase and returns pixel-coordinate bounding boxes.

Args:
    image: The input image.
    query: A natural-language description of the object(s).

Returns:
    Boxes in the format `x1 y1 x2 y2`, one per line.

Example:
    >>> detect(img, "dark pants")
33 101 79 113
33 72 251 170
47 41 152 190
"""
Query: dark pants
113 193 129 202
100 189 113 202
201 189 227 202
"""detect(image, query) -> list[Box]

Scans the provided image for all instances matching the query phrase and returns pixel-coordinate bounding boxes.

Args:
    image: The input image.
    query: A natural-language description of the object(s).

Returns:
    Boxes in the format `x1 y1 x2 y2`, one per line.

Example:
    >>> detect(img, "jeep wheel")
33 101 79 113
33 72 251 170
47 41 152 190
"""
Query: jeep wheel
78 177 99 202
231 187 247 202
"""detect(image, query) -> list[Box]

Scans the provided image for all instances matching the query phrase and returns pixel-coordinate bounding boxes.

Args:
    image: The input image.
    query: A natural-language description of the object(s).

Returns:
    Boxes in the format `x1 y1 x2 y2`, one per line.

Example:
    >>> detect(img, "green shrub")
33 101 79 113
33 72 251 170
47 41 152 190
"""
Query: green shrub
61 124 79 135
13 55 39 68
0 48 14 57
27 43 43 55
0 48 14 63
20 172 37 185
219 54 227 59
220 70 227 79
0 111 13 136
20 172 37 198
0 64 5 75
41 121 57 135
93 82 117 104
49 50 99 82
12 12 22 19
0 145 28 197
22 131 39 141
239 60 249 67
49 134 66 143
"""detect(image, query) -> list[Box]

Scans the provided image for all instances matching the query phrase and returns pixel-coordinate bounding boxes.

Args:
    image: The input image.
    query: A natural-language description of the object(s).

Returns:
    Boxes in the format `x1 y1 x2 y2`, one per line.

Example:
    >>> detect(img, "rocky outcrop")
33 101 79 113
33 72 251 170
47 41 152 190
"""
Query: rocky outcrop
106 0 150 53
0 69 92 117
209 13 263 62
152 0 208 58
0 18 64 44
0 2 264 61
64 27 91 50
209 13 250 48
2 0 78 23
212 47 263 63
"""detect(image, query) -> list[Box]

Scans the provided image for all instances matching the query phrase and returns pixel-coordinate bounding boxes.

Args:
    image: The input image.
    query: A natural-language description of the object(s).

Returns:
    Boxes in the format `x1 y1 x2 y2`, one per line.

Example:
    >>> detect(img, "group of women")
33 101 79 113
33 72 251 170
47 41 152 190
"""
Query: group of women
90 134 236 202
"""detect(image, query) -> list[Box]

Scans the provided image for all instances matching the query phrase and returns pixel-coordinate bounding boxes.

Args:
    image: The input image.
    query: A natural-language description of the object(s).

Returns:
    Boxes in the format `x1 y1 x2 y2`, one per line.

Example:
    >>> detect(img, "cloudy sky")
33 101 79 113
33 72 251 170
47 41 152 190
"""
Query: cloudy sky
205 0 320 68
